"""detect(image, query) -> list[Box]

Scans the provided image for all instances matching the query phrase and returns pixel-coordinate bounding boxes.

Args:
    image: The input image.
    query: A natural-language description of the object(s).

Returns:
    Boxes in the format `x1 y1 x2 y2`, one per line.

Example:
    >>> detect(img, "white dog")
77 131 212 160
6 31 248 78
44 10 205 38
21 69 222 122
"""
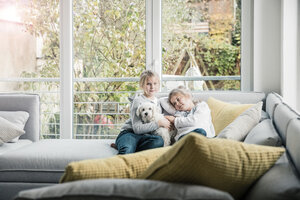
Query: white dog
136 102 174 146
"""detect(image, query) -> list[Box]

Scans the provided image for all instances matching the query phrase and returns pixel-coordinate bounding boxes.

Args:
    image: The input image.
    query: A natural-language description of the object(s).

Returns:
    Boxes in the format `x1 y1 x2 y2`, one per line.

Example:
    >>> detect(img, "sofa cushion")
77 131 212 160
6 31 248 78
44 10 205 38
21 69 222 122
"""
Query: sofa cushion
0 111 29 143
261 110 269 121
159 97 176 115
0 117 25 145
206 97 254 135
244 119 282 146
273 103 299 145
217 102 262 141
60 146 170 183
244 153 300 200
0 94 39 142
286 117 300 175
0 139 117 183
266 92 282 120
16 179 234 200
139 133 285 200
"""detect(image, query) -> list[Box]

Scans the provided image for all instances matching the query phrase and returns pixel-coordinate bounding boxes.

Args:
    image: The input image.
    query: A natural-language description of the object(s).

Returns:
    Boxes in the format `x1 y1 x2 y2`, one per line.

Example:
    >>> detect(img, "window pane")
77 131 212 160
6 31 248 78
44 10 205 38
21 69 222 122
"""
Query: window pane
162 0 241 91
0 0 60 139
73 0 146 139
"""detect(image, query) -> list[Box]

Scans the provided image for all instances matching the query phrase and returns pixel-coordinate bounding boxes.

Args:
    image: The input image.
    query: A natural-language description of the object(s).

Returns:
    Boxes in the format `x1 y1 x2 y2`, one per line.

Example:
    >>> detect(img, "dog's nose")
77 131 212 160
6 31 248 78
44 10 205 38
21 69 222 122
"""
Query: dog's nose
145 112 148 116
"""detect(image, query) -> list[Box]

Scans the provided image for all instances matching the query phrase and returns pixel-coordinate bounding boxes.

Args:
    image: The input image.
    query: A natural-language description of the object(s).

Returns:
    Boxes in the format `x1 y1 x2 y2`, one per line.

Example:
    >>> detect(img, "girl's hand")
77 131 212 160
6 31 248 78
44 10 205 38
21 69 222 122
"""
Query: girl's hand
165 115 175 123
158 118 171 129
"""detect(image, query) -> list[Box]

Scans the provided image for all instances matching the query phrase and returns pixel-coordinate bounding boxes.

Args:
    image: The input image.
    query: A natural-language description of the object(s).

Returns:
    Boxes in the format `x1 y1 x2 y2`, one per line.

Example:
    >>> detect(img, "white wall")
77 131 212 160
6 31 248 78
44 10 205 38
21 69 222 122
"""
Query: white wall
253 0 281 94
253 0 300 112
281 0 299 111
297 1 300 112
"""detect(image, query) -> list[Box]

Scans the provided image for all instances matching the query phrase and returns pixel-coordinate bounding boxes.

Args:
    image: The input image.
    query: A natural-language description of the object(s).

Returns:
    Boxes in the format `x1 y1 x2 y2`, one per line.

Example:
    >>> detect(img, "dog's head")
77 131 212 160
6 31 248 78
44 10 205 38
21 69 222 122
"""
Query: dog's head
136 102 157 123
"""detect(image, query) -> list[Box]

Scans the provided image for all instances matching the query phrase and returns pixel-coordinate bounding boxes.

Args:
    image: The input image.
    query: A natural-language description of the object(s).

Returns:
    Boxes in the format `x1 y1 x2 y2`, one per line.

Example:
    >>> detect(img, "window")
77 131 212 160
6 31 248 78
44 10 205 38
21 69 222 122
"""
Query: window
0 0 245 139
161 0 241 91
73 0 146 139
0 0 60 139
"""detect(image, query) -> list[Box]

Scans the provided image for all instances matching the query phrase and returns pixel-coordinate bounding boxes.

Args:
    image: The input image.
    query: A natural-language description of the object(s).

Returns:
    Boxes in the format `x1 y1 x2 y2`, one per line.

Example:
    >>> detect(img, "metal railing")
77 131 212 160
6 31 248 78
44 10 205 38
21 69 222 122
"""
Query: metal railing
0 75 241 139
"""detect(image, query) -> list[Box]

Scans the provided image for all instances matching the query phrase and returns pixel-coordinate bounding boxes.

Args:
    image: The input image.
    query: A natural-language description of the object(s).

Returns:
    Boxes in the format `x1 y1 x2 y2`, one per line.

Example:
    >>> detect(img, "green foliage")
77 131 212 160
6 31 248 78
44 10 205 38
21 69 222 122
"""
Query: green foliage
17 0 241 138
195 35 239 75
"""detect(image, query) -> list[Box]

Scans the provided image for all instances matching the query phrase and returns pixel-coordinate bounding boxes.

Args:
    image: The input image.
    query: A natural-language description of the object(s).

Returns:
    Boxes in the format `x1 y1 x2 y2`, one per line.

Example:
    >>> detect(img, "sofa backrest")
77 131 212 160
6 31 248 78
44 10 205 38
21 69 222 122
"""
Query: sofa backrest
158 91 266 105
273 103 299 145
0 93 40 142
244 93 300 200
286 114 300 177
266 92 282 120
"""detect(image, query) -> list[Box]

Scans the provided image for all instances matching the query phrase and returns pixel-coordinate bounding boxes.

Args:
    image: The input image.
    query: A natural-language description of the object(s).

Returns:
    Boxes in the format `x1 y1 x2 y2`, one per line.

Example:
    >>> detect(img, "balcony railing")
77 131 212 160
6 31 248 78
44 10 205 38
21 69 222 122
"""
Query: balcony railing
0 75 241 139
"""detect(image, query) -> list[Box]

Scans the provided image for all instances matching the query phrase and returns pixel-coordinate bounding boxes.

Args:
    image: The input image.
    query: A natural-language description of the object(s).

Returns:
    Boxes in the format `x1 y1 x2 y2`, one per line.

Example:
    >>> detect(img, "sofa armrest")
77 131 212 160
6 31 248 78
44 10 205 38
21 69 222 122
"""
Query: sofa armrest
0 93 40 142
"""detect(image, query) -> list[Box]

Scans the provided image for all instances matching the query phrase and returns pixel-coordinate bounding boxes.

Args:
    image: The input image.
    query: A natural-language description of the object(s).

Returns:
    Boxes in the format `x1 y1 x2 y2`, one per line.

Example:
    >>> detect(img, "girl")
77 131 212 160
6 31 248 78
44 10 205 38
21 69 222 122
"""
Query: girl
165 86 215 141
115 70 171 154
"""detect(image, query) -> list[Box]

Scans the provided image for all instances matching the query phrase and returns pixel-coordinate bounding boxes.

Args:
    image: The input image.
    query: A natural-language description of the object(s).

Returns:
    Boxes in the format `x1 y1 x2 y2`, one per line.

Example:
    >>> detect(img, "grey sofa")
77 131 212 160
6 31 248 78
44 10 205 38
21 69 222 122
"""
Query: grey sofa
0 94 118 200
0 92 299 200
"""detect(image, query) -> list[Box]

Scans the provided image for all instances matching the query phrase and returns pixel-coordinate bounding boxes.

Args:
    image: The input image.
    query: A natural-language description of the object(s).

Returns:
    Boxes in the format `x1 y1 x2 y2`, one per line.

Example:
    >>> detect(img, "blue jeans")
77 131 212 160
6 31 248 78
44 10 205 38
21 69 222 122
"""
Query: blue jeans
178 128 207 140
116 130 164 154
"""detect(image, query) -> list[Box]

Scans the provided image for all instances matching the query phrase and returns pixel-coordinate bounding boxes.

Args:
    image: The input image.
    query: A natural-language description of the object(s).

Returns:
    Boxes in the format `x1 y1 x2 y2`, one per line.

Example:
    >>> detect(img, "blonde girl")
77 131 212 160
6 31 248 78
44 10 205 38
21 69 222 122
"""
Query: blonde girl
115 70 170 154
165 86 215 141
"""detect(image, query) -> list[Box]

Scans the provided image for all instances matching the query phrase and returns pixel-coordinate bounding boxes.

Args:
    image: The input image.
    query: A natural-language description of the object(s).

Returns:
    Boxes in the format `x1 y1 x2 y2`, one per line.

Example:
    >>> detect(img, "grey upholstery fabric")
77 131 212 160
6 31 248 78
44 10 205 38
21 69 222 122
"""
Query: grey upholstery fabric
244 153 300 200
286 118 300 174
217 102 262 141
244 119 282 146
273 103 299 145
15 179 234 200
0 182 53 200
0 94 39 142
266 92 282 120
0 140 32 155
0 139 117 183
157 91 266 104
260 110 269 122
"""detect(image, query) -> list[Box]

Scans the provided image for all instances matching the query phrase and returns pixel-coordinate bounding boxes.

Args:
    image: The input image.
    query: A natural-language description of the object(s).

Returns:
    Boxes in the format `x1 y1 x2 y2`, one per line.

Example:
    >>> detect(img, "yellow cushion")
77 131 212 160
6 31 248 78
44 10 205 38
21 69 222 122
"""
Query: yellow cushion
60 146 171 183
207 97 254 135
139 133 285 199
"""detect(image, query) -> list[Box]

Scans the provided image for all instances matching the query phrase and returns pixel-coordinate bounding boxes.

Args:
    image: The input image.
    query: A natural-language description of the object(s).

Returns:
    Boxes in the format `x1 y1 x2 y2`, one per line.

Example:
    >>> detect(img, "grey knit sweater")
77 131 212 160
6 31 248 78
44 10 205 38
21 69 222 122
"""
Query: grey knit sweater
121 94 162 134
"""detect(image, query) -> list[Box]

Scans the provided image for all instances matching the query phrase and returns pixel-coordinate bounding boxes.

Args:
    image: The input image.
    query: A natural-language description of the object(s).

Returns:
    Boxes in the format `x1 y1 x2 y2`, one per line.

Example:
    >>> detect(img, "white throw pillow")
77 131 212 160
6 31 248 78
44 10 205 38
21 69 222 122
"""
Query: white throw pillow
217 102 263 141
159 97 176 115
0 111 29 142
0 116 25 145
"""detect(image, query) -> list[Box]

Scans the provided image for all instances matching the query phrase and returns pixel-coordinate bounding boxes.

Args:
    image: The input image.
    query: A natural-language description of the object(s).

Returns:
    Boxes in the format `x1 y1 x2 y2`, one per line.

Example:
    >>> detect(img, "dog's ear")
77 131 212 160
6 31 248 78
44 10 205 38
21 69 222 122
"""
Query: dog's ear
136 104 141 117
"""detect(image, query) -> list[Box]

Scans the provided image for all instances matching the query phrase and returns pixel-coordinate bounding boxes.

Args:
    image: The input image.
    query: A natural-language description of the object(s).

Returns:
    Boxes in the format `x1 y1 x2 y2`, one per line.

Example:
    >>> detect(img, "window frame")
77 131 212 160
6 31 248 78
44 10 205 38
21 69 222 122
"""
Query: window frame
59 0 252 139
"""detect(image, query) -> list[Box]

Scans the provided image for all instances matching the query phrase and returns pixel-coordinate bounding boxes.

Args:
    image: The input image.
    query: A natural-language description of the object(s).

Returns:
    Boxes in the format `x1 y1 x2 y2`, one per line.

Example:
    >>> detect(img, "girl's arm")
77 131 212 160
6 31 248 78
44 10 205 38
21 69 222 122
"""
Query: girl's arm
165 115 175 123
174 102 211 128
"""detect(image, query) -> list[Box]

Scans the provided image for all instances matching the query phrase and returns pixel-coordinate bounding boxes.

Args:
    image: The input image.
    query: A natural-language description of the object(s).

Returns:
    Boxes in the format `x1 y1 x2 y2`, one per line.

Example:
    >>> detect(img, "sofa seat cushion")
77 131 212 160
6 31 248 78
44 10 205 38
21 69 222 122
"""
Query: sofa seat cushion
0 139 117 183
16 178 234 200
244 153 300 200
0 139 32 155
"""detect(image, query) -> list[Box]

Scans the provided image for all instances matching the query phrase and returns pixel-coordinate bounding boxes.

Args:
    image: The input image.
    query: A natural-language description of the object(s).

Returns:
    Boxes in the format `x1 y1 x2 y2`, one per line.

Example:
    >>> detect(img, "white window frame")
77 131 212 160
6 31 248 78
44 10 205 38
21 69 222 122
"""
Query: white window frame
60 0 73 139
241 0 254 91
59 0 252 139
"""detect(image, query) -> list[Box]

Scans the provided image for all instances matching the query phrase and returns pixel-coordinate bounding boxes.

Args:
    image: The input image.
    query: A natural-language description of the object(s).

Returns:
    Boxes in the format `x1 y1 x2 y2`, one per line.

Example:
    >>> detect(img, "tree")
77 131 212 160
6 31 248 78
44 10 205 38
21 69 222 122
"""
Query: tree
18 0 241 138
